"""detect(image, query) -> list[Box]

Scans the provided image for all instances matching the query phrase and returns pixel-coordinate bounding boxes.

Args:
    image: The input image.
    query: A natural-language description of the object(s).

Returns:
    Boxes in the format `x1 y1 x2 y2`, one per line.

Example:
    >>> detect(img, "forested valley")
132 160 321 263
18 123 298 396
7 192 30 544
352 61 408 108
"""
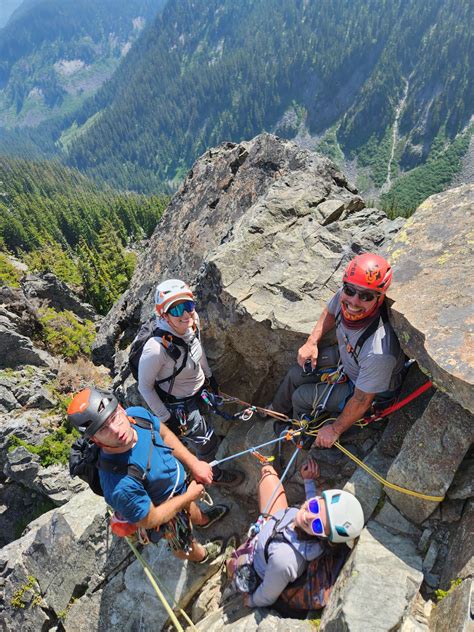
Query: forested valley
0 157 167 313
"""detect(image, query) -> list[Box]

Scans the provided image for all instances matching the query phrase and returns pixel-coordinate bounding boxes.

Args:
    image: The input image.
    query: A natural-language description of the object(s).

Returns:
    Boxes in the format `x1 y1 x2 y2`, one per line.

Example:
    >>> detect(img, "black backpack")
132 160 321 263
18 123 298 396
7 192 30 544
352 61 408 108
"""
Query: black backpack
69 418 155 496
128 318 199 383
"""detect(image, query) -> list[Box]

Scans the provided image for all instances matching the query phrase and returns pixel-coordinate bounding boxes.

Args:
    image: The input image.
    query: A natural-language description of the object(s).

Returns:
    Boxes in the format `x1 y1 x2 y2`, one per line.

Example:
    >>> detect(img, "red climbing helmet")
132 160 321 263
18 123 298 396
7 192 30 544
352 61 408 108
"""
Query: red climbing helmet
342 253 392 294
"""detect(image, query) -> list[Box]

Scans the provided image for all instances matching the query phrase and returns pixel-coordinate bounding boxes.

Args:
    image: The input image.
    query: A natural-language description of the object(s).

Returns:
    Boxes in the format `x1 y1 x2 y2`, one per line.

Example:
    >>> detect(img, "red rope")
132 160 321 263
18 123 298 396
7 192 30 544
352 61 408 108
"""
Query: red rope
363 380 433 423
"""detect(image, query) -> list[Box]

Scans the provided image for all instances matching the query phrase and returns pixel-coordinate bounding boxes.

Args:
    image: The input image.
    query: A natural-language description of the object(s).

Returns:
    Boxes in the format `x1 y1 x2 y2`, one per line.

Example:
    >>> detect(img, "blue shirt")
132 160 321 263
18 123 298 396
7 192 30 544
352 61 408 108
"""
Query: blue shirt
99 406 187 523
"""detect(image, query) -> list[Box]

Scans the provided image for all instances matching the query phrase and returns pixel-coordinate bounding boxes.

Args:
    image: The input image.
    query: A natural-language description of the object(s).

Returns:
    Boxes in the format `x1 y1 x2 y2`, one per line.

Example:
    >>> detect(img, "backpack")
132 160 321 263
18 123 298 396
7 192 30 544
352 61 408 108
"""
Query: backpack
69 416 155 497
128 317 199 386
263 509 349 611
335 302 389 366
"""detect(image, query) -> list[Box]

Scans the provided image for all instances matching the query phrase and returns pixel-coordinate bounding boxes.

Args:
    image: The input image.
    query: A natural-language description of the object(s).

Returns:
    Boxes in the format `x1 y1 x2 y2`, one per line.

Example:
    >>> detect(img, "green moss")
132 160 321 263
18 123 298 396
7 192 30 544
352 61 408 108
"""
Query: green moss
11 575 41 609
37 307 95 360
435 578 462 602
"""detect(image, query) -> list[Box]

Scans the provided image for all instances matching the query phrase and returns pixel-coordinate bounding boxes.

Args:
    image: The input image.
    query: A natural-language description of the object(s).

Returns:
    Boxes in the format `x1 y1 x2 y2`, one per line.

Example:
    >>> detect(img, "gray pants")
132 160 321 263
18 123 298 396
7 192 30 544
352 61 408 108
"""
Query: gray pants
272 346 353 419
167 397 219 463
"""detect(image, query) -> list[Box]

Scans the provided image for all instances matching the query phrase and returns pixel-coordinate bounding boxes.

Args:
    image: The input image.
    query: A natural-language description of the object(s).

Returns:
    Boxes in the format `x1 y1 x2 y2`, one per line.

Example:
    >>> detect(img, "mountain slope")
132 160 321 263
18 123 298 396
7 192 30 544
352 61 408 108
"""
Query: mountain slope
0 157 168 312
0 0 23 29
60 0 472 203
0 0 166 128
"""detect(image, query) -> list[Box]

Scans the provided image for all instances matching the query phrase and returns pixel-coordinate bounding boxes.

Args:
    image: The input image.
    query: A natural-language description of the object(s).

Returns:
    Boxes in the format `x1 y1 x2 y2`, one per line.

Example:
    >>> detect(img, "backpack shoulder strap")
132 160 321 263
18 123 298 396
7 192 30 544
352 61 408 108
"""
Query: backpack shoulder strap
352 302 388 365
152 329 193 388
97 457 147 483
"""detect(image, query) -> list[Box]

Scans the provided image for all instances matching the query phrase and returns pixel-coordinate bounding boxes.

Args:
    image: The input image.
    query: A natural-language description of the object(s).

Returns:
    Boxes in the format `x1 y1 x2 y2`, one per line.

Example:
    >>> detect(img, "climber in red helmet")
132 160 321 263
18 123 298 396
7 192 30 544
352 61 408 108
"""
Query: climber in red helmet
269 253 406 448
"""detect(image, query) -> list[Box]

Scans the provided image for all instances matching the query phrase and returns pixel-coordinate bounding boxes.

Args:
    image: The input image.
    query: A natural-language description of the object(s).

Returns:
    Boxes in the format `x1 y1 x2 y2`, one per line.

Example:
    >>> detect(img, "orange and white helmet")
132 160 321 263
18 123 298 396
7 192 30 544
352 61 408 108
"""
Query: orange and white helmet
155 279 194 316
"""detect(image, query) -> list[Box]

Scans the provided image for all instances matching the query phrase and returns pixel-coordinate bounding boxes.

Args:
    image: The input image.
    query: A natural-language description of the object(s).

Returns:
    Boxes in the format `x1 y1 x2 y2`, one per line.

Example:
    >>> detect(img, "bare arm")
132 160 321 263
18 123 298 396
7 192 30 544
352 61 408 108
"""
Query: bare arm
160 422 213 484
297 308 336 368
136 480 203 529
315 388 375 448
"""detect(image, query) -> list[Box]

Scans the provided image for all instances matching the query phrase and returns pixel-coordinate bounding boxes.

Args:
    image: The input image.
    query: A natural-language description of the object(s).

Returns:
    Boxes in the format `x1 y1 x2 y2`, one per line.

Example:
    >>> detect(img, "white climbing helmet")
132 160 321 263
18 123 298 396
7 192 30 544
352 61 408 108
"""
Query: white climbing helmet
322 489 364 543
155 279 194 316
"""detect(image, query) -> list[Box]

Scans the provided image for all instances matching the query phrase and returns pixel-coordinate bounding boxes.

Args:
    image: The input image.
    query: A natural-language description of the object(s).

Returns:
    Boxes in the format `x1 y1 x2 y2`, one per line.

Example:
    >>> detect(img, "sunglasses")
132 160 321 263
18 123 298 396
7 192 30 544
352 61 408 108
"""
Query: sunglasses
342 283 379 302
305 498 326 537
167 300 195 317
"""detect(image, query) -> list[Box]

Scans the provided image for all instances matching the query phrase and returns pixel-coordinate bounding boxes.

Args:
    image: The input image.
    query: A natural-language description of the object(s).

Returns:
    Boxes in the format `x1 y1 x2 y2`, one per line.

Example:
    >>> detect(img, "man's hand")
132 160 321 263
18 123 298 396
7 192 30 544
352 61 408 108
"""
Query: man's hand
186 480 205 502
297 341 319 368
300 458 320 480
314 424 340 448
190 459 213 485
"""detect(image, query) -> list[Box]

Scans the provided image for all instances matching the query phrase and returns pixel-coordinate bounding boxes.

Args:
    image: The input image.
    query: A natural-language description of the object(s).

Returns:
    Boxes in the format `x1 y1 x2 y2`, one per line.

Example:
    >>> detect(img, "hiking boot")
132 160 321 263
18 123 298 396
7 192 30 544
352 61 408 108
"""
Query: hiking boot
213 469 245 488
197 538 225 564
198 504 229 529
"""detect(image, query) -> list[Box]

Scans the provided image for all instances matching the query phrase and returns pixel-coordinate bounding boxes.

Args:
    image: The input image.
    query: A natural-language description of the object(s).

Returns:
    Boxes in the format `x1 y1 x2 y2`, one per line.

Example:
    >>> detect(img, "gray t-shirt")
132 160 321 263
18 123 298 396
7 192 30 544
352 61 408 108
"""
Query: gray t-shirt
327 290 405 394
249 507 323 608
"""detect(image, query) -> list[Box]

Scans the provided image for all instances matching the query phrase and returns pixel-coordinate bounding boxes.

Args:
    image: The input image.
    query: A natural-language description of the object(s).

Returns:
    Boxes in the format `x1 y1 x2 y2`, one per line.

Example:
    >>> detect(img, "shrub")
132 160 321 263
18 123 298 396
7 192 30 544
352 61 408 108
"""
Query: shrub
0 252 22 287
9 425 79 467
37 307 95 360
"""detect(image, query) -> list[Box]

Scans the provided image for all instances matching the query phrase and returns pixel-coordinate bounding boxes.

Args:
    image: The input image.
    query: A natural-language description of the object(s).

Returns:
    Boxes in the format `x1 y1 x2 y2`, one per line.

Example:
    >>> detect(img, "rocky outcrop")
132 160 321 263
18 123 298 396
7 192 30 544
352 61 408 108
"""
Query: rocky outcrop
386 184 474 414
22 272 97 322
95 134 401 404
0 490 108 632
386 391 474 523
320 521 424 631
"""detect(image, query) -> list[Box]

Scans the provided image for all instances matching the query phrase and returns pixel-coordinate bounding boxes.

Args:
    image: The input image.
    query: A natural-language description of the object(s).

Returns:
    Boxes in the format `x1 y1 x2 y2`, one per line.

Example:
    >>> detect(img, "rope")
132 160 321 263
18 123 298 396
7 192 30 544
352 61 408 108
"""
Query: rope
333 440 444 502
125 537 197 632
216 381 442 502
260 445 300 516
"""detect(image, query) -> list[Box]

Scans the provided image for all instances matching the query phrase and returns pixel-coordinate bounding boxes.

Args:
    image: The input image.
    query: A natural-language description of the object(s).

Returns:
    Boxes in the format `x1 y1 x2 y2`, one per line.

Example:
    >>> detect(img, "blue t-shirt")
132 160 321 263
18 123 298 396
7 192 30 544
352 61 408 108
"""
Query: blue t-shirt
99 407 186 523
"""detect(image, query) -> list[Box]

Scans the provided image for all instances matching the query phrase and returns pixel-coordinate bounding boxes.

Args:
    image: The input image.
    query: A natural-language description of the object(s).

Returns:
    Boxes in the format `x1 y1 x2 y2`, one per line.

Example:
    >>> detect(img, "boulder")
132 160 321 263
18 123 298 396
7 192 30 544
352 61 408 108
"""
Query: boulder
343 448 393 522
0 489 107 631
78 539 227 632
22 273 97 322
386 184 474 414
193 593 313 631
0 326 54 369
429 579 473 632
385 391 474 523
320 521 423 632
92 134 400 393
440 499 474 589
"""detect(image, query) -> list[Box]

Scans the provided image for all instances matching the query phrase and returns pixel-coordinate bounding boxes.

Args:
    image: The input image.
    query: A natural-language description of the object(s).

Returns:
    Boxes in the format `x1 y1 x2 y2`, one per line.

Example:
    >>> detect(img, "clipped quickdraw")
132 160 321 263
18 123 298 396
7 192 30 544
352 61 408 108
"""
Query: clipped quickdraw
250 449 275 465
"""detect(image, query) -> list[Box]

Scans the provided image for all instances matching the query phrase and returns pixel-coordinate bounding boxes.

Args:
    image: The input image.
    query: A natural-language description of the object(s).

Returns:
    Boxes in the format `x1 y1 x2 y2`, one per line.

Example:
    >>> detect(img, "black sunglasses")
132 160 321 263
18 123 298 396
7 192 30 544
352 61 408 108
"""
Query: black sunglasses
342 283 379 302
